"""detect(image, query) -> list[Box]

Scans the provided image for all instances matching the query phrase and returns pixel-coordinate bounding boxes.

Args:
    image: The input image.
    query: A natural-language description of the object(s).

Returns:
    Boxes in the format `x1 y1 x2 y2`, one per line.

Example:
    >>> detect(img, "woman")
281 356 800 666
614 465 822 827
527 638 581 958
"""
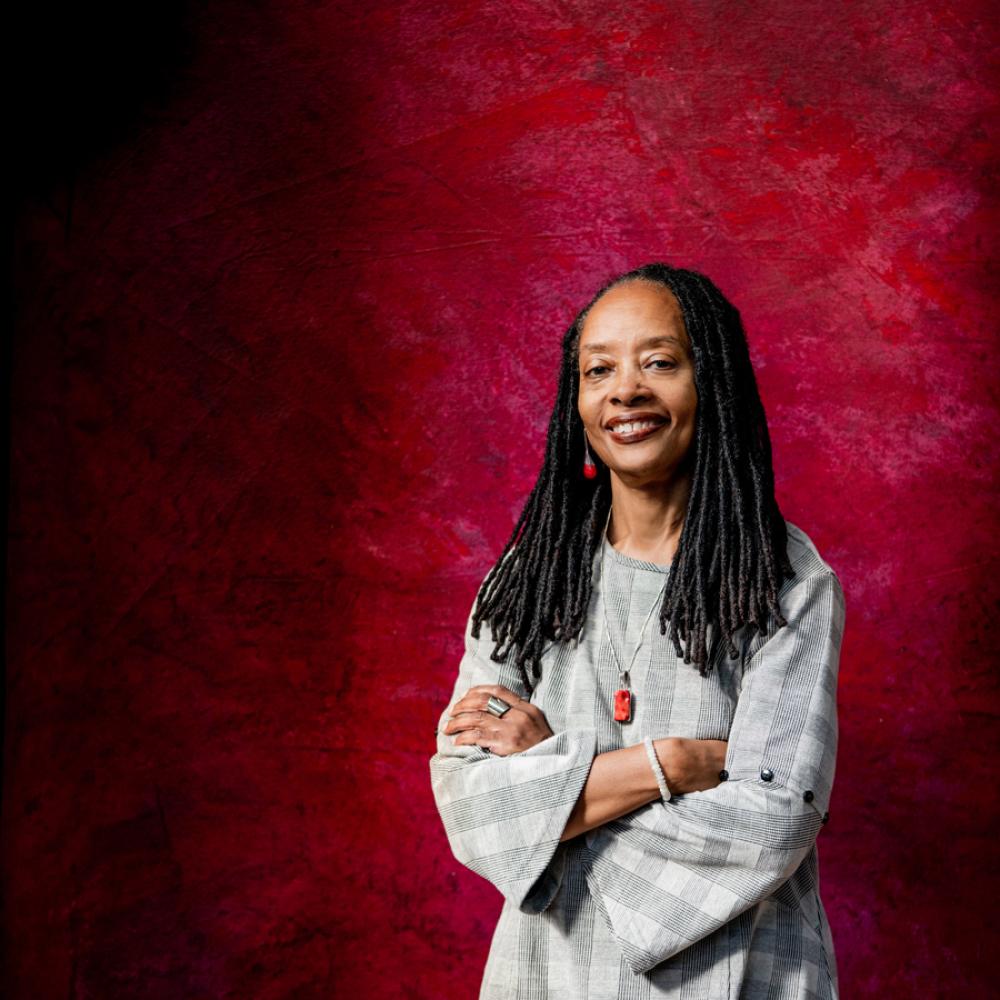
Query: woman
429 262 846 999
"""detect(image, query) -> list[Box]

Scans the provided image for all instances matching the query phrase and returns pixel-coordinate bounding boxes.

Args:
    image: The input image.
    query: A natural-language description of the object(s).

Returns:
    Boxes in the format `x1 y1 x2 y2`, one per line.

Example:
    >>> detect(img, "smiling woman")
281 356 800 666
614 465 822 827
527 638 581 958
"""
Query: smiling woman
429 263 845 999
577 282 698 547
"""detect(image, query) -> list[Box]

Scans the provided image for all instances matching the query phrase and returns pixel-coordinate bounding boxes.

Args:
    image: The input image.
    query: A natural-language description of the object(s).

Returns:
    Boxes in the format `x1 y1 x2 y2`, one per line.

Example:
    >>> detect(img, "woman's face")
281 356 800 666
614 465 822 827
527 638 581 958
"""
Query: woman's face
576 280 698 488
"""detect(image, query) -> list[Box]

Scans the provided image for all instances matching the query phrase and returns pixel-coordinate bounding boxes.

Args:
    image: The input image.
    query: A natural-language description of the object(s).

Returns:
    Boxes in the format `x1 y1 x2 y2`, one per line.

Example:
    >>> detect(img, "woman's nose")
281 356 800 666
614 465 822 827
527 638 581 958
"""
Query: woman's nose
610 364 650 404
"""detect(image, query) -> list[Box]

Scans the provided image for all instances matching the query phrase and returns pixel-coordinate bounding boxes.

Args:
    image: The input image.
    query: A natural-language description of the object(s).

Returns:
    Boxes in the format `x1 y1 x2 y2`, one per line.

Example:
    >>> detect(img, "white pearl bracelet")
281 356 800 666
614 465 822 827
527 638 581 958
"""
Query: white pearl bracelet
643 736 673 803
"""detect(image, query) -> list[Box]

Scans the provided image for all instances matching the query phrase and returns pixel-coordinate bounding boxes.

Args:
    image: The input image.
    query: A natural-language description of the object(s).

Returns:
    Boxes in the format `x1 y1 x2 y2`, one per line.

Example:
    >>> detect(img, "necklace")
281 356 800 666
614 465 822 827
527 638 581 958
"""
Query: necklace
597 508 669 723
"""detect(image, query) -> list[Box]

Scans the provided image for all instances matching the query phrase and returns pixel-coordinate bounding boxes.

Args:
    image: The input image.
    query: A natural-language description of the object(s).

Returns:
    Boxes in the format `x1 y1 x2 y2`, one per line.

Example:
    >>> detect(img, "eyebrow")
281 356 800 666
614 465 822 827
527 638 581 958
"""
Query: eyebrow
580 335 684 355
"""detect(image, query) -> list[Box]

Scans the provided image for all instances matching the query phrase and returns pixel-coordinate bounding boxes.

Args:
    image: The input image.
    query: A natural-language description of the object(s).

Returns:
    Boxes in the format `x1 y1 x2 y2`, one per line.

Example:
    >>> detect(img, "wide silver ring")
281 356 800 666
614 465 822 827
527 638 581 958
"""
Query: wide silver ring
486 695 512 718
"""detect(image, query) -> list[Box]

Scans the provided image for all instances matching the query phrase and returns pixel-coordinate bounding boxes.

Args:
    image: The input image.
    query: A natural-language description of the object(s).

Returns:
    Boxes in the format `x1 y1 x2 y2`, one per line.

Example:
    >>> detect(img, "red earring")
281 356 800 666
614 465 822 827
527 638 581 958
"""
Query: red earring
583 437 597 479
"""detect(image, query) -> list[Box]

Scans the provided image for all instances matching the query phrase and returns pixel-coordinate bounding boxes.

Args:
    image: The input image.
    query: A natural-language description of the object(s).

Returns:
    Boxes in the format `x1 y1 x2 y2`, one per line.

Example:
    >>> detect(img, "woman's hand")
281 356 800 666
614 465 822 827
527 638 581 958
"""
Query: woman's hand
443 684 555 756
657 737 729 794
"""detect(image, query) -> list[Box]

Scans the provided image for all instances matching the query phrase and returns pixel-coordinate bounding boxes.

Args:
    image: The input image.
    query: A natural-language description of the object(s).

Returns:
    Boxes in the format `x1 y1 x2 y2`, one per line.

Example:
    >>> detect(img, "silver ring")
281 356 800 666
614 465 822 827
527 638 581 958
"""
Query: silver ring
486 695 512 718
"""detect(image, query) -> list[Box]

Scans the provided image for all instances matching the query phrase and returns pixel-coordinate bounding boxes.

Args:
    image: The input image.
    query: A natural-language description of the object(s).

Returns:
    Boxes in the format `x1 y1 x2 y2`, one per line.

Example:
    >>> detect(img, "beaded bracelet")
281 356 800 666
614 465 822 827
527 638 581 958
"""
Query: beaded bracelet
643 736 673 803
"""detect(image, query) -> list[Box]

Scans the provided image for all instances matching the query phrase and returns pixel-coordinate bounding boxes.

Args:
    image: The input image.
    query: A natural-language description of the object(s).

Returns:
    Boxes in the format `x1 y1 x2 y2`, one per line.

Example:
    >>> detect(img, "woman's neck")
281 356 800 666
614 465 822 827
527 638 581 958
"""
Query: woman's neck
606 472 691 565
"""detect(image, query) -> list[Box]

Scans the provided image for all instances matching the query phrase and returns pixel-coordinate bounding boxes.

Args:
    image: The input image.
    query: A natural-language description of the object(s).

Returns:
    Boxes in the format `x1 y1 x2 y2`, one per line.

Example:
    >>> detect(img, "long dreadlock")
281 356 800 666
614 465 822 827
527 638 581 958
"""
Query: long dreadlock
471 262 794 690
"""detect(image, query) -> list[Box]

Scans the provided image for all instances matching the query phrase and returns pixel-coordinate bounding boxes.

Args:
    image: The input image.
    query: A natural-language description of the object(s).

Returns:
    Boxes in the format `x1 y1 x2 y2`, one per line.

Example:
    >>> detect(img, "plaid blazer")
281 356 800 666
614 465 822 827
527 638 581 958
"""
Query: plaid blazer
429 521 845 999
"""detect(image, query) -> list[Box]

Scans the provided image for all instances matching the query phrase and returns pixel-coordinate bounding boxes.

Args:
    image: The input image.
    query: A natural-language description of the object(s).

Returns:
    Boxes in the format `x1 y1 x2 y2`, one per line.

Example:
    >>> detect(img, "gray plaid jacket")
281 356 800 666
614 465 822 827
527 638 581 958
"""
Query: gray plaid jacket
429 521 845 998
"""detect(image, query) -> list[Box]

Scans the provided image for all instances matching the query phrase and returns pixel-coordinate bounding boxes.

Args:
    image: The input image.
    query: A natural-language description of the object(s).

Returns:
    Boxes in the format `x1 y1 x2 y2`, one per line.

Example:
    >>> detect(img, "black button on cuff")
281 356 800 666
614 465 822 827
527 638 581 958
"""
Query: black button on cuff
821 811 830 824
760 767 774 782
803 789 815 803
718 769 729 781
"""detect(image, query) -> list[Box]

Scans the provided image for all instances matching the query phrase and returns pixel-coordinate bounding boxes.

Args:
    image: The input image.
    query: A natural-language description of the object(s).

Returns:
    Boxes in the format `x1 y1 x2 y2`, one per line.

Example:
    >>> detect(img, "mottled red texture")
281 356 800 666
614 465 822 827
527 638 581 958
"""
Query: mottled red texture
6 2 998 997
614 687 633 723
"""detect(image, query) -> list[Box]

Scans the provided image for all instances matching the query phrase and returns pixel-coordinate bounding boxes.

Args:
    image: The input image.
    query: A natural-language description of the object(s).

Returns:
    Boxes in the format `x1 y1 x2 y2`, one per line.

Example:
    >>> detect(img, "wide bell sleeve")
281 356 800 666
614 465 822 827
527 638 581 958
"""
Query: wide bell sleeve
582 568 846 975
429 595 599 914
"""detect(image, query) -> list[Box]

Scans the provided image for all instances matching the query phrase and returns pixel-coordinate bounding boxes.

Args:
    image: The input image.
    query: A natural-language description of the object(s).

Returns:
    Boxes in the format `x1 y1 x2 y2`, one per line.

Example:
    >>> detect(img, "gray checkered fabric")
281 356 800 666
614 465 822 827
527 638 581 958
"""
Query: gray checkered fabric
429 520 845 998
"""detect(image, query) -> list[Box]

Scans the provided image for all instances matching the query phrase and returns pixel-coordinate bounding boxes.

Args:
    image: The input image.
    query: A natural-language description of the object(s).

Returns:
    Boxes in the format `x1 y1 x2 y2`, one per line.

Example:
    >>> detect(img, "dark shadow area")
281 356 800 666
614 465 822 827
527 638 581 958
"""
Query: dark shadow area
4 0 196 841
11 2 196 204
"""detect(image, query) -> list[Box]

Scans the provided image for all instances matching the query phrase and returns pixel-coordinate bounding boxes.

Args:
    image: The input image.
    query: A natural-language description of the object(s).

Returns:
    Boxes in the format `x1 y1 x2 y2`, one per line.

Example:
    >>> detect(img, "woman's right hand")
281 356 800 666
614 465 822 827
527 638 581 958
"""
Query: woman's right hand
656 737 729 794
444 684 555 756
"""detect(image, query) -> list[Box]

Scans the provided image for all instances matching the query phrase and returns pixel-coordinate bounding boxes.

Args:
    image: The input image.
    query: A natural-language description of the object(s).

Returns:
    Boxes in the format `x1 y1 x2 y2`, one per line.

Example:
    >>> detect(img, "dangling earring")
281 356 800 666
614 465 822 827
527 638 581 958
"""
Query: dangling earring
583 435 597 480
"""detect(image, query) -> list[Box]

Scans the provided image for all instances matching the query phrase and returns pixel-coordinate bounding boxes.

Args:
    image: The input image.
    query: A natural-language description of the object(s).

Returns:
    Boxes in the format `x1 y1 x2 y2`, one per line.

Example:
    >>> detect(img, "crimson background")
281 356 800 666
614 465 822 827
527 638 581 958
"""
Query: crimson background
6 2 998 997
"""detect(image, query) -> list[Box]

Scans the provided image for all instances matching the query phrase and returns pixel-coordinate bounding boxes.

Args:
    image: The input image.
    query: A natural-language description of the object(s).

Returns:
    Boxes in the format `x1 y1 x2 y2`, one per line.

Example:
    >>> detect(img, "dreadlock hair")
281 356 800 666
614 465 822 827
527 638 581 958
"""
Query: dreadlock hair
471 262 795 690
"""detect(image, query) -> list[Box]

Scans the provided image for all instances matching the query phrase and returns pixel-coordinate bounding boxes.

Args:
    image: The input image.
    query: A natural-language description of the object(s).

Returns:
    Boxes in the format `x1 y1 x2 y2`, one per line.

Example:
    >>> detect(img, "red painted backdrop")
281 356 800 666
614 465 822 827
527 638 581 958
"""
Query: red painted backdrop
6 2 998 997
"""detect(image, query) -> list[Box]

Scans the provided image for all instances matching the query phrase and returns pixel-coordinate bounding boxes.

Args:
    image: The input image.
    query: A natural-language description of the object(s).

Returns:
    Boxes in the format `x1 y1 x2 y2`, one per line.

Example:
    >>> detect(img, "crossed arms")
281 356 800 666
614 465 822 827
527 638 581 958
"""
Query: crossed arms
441 685 728 841
429 568 845 973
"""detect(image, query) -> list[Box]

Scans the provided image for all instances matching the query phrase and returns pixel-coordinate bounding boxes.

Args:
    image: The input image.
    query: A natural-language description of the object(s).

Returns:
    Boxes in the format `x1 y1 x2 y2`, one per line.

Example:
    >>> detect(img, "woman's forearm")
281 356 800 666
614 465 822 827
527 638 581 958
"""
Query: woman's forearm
559 738 673 842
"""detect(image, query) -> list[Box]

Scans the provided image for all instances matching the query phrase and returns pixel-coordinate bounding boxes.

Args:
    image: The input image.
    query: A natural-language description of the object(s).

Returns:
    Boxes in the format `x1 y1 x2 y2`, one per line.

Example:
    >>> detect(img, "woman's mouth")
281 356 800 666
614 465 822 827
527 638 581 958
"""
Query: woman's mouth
606 419 668 443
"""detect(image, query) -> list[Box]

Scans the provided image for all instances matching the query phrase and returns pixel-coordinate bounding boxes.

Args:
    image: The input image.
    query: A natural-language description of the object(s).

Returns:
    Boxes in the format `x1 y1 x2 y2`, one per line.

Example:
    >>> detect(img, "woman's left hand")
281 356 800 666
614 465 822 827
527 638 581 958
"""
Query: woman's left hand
443 684 554 756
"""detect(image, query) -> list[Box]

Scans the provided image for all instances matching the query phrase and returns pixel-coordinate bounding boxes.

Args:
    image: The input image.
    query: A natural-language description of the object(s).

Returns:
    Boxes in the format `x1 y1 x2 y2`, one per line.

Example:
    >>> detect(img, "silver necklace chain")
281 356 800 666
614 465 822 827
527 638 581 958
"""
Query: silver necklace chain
597 509 669 695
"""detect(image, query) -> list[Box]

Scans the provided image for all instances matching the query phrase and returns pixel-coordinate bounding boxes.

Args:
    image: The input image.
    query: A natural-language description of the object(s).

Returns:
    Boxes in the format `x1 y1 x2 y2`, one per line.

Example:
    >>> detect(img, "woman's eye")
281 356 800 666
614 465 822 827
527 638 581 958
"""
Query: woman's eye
584 360 675 376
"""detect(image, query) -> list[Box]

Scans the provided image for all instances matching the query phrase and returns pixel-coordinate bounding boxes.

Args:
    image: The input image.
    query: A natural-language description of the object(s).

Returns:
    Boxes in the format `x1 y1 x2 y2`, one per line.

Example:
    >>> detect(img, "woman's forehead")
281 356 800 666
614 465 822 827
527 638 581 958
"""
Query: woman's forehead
579 281 689 350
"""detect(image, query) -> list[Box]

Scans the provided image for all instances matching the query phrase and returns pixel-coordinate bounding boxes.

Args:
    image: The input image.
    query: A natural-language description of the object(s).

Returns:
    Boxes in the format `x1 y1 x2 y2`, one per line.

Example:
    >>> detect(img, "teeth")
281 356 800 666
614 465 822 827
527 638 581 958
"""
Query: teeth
612 420 661 434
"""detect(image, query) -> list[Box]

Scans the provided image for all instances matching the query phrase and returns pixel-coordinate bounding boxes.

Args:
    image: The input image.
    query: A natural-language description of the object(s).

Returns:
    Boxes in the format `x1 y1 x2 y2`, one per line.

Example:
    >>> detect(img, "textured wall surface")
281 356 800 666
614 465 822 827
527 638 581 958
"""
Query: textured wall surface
6 2 998 997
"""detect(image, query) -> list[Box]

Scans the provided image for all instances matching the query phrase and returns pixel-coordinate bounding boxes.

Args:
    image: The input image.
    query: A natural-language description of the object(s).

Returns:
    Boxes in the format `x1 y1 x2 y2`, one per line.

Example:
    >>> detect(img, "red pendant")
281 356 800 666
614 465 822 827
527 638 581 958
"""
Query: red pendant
614 688 632 722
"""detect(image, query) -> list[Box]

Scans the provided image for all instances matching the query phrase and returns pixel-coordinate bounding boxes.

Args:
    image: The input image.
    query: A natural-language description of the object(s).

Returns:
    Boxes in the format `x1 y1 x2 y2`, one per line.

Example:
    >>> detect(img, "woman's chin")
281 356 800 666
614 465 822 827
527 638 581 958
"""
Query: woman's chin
606 456 677 485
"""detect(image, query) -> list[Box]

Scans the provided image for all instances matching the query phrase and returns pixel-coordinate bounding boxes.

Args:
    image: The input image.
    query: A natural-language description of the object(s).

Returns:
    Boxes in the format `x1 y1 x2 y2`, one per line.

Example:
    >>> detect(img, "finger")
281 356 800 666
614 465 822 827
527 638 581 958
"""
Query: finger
463 684 525 705
449 690 492 713
443 710 487 735
446 702 523 734
474 693 528 721
453 726 496 749
447 697 496 723
449 693 508 719
449 695 482 715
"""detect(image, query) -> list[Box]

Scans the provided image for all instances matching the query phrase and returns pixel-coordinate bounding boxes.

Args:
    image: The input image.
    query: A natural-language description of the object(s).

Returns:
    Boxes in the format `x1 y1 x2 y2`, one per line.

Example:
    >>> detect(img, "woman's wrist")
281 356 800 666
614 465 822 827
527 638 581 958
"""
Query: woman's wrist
650 737 730 795
654 737 686 793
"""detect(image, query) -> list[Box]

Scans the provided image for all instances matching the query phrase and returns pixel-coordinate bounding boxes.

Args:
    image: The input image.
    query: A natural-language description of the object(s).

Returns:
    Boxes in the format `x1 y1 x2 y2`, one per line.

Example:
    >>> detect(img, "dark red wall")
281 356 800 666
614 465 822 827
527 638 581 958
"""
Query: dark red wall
6 2 998 997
